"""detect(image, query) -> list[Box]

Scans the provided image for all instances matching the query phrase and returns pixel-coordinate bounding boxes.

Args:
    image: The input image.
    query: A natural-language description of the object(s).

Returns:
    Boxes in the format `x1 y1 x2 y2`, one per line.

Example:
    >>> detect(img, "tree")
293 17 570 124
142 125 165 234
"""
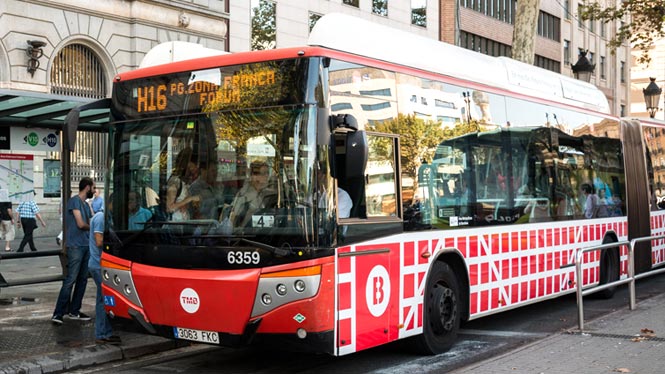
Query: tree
251 0 276 51
371 114 446 187
580 1 665 64
511 0 540 64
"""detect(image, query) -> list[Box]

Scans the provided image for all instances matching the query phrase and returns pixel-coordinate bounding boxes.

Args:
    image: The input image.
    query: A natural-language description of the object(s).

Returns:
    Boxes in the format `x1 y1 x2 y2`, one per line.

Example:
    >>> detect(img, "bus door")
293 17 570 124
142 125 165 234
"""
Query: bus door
335 128 402 354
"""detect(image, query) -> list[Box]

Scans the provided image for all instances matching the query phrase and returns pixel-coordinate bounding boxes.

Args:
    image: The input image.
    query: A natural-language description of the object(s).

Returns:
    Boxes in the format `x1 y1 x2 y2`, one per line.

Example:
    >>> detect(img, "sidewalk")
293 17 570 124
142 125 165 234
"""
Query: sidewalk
0 235 191 373
451 289 665 373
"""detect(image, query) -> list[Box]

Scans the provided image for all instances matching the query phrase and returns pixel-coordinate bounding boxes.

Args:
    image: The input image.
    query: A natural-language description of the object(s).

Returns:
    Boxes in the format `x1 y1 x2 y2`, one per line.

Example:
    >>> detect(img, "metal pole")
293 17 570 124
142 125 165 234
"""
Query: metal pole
576 247 584 331
629 239 636 310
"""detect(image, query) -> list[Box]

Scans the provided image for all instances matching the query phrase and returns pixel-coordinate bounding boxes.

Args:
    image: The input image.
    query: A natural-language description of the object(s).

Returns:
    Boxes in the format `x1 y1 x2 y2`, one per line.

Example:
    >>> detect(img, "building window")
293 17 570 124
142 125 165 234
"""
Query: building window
51 44 107 98
620 61 625 83
600 22 606 37
359 88 392 96
535 55 561 73
620 104 626 117
411 0 427 27
51 43 108 181
361 102 391 111
564 0 570 20
435 99 456 109
251 0 276 50
462 0 516 24
577 5 583 28
563 40 570 65
373 0 388 16
332 103 353 111
537 11 560 42
309 12 321 33
600 56 606 79
343 0 359 7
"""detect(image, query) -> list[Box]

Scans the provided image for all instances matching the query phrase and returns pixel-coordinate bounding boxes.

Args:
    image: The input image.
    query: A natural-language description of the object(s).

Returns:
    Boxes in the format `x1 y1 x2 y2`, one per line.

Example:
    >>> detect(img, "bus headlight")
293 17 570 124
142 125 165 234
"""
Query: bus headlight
251 266 321 317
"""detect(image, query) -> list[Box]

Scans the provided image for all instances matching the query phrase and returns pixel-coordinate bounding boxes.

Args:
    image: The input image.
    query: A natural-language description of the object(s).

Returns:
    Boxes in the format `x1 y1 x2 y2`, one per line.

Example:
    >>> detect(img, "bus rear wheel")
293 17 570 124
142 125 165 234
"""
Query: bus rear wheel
597 242 620 299
414 261 460 355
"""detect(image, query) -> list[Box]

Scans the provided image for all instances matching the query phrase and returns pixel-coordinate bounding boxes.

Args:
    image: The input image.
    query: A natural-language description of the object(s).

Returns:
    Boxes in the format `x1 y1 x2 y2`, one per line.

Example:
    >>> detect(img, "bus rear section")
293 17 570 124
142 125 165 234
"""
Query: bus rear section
101 254 337 353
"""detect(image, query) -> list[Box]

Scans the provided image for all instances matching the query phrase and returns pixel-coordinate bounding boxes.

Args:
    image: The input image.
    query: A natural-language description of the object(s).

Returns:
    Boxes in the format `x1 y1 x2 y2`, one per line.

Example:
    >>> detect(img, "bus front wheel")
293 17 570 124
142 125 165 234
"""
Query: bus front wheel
414 261 460 355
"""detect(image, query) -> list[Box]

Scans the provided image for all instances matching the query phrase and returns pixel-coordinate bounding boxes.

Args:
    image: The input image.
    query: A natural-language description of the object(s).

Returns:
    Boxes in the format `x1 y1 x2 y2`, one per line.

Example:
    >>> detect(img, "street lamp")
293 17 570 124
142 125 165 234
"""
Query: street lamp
643 77 662 119
571 50 595 83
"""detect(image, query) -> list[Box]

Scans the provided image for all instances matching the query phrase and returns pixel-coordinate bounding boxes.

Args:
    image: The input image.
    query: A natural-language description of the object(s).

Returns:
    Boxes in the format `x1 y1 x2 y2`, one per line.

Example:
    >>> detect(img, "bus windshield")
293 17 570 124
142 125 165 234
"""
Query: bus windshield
108 105 320 269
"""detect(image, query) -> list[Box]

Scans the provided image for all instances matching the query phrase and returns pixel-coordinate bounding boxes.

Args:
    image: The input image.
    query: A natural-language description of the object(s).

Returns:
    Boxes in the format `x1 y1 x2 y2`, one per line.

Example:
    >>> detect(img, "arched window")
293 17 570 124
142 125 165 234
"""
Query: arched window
50 43 108 183
51 43 107 98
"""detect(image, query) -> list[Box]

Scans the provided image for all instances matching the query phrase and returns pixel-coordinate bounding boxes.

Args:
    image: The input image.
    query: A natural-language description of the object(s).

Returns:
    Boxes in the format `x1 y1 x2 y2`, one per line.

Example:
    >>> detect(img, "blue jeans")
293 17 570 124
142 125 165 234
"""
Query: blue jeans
90 268 113 339
53 246 90 316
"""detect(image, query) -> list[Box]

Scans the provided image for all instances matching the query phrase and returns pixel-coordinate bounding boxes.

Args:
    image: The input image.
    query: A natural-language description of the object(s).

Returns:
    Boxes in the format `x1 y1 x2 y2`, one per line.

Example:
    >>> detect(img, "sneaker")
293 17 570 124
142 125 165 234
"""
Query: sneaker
51 315 63 325
95 335 121 345
66 312 91 321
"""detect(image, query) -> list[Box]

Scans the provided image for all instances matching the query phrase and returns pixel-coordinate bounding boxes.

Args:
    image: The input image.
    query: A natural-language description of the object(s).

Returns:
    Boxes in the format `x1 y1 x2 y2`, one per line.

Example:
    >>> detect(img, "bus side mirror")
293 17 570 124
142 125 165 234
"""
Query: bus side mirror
328 113 361 179
330 113 359 132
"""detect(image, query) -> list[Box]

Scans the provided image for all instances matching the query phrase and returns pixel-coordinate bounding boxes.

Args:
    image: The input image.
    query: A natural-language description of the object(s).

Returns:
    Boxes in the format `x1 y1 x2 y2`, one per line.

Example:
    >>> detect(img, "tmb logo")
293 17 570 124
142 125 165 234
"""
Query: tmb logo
179 288 200 313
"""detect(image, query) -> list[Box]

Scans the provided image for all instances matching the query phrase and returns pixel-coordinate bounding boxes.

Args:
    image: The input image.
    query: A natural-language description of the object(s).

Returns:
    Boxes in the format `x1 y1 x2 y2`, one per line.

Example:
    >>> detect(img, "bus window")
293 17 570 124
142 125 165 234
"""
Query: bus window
365 134 398 218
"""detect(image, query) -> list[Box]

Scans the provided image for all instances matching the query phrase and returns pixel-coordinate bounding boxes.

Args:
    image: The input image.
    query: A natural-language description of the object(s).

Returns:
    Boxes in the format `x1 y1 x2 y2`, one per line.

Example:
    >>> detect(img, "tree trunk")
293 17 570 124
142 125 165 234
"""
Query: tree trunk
511 0 540 65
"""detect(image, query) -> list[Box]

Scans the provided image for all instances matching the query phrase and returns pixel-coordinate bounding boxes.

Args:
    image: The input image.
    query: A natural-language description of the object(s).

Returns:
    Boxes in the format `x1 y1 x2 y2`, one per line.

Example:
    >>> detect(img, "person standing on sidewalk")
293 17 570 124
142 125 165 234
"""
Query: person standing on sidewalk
88 200 121 345
0 189 15 252
15 195 46 252
52 177 95 325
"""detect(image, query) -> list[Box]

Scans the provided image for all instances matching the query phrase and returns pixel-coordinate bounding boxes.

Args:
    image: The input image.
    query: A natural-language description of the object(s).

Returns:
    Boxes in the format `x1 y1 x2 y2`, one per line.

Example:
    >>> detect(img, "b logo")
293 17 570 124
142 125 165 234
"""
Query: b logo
365 265 390 317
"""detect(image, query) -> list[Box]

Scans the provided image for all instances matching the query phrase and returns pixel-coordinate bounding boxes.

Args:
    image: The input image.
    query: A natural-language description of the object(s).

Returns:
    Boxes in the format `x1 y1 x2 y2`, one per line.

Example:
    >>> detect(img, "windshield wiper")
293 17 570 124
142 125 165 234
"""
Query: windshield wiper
240 238 290 256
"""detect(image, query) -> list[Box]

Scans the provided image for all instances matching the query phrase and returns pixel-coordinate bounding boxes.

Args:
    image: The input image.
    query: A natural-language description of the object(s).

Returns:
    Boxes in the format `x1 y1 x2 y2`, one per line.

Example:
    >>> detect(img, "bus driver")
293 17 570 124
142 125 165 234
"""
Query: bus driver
229 161 276 228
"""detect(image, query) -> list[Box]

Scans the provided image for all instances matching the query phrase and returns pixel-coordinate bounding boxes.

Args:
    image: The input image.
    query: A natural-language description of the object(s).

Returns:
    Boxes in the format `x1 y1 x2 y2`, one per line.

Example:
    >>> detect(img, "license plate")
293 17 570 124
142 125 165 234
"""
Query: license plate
173 327 220 344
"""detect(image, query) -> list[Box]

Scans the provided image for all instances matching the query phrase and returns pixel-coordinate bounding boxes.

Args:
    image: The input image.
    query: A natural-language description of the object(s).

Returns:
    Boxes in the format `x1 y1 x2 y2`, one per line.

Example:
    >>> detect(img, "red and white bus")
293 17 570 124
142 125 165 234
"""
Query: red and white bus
67 13 665 355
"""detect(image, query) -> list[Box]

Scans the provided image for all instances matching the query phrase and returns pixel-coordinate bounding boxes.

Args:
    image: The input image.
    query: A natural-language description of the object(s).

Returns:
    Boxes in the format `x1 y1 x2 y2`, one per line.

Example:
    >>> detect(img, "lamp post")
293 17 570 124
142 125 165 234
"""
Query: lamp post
571 50 595 83
643 77 662 119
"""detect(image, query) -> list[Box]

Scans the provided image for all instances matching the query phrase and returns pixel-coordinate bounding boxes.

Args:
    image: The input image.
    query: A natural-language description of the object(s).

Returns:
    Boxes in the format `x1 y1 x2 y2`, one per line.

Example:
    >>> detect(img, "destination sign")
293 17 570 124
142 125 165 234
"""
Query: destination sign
134 69 277 113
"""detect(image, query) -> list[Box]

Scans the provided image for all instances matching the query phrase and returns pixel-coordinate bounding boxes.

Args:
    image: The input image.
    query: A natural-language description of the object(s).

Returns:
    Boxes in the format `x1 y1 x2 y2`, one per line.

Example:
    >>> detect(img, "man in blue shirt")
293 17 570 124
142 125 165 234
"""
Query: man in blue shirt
88 203 121 344
52 177 95 324
127 191 152 230
91 189 104 215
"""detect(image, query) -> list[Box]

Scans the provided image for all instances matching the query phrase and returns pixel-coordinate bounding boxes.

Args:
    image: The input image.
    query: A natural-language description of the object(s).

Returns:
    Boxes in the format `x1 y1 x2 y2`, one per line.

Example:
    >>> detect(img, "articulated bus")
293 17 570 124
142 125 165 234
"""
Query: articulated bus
67 13 665 355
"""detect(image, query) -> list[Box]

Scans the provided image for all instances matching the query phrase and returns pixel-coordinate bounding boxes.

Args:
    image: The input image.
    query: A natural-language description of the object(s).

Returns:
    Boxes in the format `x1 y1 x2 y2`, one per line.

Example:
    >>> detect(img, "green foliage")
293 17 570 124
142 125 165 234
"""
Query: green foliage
251 0 276 51
371 114 446 182
579 1 665 65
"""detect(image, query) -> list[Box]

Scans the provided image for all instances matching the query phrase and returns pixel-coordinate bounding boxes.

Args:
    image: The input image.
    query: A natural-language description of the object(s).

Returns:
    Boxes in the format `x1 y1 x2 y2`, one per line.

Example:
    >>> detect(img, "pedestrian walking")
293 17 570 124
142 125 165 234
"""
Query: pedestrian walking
0 189 15 252
15 195 46 252
52 177 95 325
88 202 121 345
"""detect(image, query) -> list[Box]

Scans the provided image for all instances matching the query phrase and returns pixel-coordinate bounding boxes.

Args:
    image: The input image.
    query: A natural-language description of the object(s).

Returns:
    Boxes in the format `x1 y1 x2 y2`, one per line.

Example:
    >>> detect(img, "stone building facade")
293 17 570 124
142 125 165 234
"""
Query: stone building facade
0 0 229 236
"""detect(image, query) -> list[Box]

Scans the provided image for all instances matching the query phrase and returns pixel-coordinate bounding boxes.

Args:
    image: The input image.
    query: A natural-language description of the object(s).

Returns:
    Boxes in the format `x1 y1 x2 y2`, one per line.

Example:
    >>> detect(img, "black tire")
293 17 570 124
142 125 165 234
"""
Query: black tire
413 261 461 355
597 239 620 299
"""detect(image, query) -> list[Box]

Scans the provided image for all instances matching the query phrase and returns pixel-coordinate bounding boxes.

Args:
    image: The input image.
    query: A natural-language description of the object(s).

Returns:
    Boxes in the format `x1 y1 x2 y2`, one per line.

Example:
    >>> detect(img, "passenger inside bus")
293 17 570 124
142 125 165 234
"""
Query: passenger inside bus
229 161 276 227
128 191 153 230
166 147 200 221
190 163 223 220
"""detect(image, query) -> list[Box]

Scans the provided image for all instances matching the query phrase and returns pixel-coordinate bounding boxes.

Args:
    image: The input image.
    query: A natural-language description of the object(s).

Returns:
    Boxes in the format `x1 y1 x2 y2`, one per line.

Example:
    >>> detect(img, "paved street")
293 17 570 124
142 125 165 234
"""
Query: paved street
3 235 665 373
